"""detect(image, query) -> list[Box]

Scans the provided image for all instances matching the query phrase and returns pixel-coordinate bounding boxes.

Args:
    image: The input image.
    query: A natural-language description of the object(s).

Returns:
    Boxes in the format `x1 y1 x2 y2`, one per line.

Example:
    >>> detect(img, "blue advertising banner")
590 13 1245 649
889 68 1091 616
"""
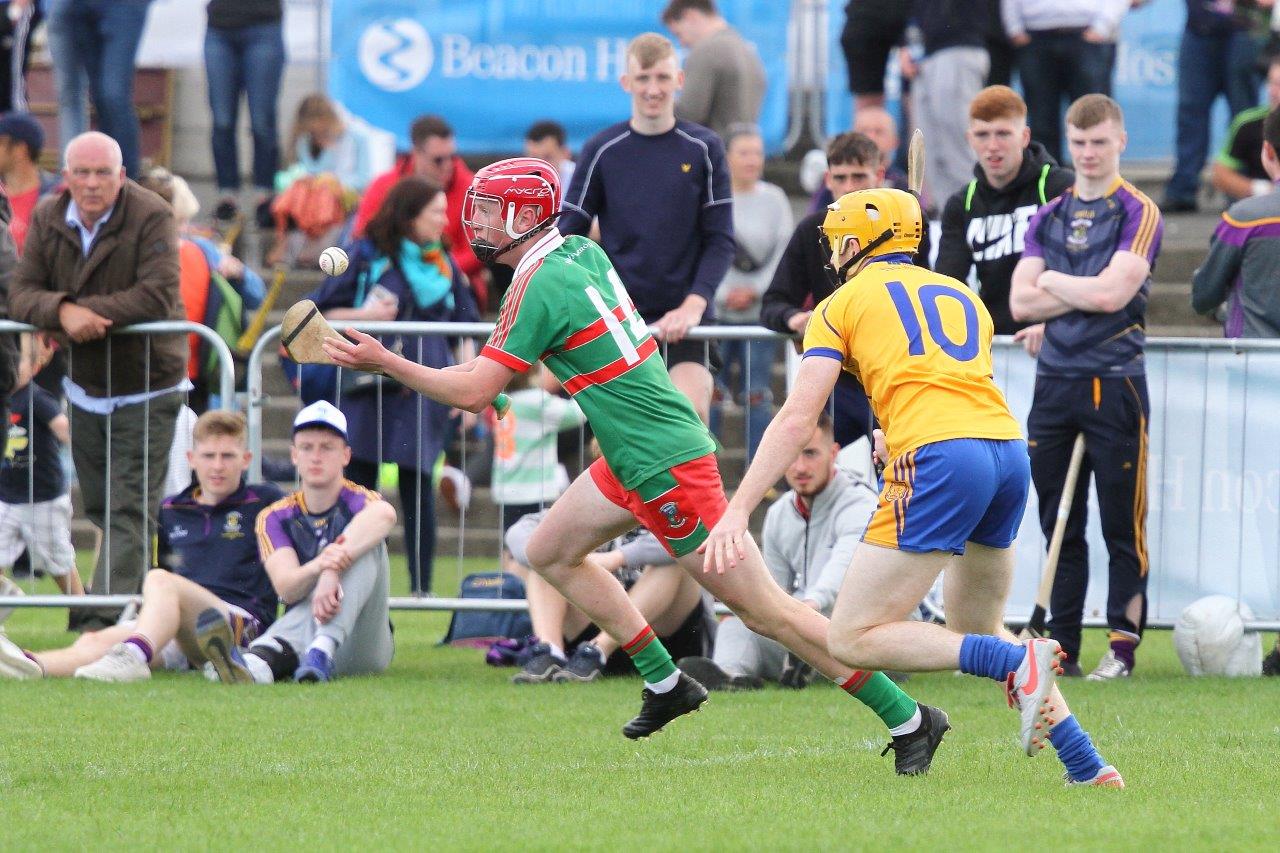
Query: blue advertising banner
824 0 1240 162
329 0 791 154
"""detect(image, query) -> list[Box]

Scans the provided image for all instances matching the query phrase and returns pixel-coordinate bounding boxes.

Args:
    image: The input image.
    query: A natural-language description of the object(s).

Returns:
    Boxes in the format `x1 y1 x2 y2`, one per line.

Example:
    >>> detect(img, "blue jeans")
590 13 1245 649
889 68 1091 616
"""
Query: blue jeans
1016 32 1114 164
711 338 777 462
44 0 86 160
204 22 286 193
1166 29 1260 203
52 0 152 177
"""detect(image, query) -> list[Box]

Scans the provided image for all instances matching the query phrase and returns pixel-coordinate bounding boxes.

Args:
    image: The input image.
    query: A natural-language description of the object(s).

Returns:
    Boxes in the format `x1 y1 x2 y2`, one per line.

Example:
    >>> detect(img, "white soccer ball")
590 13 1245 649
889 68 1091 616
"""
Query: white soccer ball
319 246 349 276
1173 595 1262 677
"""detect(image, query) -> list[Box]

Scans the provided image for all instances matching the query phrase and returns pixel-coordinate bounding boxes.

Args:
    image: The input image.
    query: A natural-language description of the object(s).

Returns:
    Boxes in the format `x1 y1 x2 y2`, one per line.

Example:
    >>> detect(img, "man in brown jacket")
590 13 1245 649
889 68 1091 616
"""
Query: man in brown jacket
10 131 186 631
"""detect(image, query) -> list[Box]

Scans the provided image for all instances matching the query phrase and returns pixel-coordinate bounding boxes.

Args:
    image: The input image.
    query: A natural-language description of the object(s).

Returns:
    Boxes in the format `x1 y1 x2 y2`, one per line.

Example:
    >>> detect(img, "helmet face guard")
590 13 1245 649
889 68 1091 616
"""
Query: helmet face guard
461 161 561 264
820 188 923 283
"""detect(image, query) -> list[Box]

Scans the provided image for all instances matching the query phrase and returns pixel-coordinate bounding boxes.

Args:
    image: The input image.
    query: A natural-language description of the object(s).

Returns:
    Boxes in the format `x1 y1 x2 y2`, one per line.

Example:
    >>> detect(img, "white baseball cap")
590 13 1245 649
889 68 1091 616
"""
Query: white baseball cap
292 400 348 441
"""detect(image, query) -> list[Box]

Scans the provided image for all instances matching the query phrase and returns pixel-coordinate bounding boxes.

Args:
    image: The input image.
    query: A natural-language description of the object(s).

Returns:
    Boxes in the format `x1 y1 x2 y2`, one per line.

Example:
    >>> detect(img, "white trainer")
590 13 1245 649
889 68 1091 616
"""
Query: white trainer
1086 650 1132 681
0 631 42 679
0 574 24 625
74 643 151 683
1066 764 1125 788
1005 637 1065 756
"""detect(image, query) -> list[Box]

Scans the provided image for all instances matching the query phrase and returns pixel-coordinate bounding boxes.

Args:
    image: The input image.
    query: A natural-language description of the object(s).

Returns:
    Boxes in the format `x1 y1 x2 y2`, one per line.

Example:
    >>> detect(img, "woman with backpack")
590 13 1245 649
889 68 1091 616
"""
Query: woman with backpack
309 177 481 595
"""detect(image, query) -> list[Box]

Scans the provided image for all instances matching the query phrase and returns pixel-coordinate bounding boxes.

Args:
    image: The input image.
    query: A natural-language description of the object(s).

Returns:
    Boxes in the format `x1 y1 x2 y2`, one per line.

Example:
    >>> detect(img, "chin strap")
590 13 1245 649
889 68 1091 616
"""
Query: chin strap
487 214 562 263
835 229 892 283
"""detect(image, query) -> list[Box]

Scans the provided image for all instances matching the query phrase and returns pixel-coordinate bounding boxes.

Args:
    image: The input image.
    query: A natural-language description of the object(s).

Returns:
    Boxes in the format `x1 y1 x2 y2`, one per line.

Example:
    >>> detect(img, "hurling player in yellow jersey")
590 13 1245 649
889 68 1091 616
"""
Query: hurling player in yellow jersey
703 188 1122 787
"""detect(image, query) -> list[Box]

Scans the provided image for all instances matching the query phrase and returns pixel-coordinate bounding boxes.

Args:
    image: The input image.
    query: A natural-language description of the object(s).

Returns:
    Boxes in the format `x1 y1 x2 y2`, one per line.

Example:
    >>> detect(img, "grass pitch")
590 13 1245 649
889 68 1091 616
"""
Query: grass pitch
1 557 1278 851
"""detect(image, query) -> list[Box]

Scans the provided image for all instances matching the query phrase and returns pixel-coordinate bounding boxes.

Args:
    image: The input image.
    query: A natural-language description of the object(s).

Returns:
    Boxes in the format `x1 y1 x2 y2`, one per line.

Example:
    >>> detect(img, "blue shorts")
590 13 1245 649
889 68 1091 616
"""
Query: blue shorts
863 438 1030 554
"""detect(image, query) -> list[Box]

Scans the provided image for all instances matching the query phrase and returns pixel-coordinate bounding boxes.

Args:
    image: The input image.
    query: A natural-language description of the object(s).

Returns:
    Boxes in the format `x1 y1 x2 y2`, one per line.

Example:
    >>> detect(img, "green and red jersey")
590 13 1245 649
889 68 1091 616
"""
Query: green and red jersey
481 231 715 490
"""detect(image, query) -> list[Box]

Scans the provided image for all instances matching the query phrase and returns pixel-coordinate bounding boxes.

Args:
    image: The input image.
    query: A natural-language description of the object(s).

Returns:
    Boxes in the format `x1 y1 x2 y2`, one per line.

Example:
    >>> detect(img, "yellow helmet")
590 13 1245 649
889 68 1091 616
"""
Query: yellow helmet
821 188 924 274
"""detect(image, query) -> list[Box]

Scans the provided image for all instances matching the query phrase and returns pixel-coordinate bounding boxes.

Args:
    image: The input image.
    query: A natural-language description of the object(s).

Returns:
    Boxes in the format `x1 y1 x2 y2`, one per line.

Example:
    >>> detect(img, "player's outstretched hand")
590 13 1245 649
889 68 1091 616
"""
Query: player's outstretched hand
698 509 751 574
322 328 390 374
312 568 344 624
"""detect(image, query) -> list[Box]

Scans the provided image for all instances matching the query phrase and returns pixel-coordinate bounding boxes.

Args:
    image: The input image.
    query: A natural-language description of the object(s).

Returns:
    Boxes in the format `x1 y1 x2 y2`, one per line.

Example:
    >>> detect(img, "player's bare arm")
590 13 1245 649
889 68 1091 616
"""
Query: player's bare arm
324 329 515 413
1009 256 1072 323
701 356 841 574
1035 251 1151 314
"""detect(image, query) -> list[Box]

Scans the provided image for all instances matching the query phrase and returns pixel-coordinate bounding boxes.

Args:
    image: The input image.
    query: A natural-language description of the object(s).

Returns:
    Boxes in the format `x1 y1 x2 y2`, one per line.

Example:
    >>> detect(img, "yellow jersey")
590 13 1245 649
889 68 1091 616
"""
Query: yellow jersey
802 255 1022 459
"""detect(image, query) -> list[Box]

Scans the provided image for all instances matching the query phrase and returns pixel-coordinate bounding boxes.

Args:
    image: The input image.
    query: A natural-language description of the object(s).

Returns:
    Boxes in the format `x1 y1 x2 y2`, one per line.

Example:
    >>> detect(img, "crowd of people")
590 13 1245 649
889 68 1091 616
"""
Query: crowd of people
0 0 1277 727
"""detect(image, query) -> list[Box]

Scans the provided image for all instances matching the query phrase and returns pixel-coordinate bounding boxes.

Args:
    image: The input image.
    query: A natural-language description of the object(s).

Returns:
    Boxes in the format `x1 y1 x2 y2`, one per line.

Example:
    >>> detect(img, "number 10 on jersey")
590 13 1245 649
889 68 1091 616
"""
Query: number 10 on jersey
884 281 980 362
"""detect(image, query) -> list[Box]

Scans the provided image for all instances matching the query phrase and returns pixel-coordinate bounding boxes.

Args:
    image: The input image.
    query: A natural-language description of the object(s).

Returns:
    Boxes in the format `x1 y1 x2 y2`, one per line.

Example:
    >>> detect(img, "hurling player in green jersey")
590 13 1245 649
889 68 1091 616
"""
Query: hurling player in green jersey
325 158 938 774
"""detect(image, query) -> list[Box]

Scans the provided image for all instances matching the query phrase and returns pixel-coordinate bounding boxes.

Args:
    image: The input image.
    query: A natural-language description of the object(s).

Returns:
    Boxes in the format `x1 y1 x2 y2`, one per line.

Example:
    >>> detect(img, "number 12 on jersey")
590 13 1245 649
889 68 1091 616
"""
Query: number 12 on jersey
884 281 980 362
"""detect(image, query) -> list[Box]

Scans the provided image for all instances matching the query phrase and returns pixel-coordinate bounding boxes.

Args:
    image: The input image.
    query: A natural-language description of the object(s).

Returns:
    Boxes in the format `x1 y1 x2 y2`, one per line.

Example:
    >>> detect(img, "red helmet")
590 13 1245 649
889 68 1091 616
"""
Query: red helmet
462 157 561 263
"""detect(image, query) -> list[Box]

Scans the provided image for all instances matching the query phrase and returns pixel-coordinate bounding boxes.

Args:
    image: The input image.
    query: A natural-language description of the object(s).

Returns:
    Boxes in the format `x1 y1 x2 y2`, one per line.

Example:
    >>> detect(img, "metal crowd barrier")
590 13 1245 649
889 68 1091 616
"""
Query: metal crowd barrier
0 320 237 609
10 319 1280 632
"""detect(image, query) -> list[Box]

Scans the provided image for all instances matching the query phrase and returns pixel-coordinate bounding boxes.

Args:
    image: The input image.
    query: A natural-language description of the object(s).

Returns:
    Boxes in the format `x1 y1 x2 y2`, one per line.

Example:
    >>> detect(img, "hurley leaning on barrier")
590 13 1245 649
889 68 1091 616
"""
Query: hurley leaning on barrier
8 131 186 632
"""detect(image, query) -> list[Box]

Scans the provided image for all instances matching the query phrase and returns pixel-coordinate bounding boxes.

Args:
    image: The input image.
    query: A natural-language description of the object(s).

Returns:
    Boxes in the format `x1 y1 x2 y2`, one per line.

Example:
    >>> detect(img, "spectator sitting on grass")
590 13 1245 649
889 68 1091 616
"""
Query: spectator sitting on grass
0 411 285 682
677 412 876 690
503 505 715 685
202 402 396 684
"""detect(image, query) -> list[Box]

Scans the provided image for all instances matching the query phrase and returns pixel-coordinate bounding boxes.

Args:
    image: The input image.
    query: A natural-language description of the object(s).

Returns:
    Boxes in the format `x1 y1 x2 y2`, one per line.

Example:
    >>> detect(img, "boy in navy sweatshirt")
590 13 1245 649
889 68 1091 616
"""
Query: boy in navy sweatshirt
0 411 283 681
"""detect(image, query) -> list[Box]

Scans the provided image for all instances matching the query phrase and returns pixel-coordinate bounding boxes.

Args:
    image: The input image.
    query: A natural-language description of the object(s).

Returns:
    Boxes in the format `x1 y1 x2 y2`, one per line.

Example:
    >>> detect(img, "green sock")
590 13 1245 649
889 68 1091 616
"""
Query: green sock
622 626 677 684
841 670 918 729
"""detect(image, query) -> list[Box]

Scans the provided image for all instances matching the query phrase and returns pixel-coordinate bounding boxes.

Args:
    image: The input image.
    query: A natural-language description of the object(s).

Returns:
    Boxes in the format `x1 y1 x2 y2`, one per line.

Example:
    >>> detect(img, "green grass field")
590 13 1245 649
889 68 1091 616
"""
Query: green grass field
2 557 1279 851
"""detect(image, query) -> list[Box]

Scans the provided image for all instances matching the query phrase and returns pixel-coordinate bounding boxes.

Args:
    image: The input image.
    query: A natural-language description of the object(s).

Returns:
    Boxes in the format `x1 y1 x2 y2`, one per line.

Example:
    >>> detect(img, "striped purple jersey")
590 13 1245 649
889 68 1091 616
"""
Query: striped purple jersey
256 480 379 565
1023 179 1162 378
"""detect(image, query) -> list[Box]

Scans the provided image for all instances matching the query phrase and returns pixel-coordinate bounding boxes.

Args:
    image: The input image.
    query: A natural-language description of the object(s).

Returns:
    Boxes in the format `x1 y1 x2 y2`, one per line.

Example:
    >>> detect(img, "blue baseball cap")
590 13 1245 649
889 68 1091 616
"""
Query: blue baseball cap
0 112 43 156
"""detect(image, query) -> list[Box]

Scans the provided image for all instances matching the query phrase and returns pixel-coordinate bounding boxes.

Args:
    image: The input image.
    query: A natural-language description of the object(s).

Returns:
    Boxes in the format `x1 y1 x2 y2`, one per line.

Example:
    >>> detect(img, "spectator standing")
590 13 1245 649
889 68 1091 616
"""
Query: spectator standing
713 125 791 460
1163 1 1261 213
523 120 575 188
935 86 1074 338
9 131 185 631
1193 105 1280 337
352 115 488 310
491 368 585 533
0 0 41 112
0 112 61 254
761 132 924 448
310 177 480 595
1211 55 1280 204
661 0 767 142
560 33 735 424
204 0 287 225
807 105 908 212
0 332 83 604
907 1 991 208
1009 95 1163 680
986 0 1016 86
678 414 876 690
1001 0 1128 164
45 0 155 177
839 0 911 112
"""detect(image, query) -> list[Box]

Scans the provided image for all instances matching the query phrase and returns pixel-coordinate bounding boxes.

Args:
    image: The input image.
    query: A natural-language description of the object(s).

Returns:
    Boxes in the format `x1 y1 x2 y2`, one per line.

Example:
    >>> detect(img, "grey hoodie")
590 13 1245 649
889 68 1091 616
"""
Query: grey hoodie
761 469 878 613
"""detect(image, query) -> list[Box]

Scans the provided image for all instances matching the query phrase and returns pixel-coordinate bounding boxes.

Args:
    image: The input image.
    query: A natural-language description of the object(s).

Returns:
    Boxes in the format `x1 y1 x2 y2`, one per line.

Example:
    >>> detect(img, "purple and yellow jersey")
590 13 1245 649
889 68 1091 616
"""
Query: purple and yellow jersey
802 253 1023 460
1023 178 1163 378
256 480 379 565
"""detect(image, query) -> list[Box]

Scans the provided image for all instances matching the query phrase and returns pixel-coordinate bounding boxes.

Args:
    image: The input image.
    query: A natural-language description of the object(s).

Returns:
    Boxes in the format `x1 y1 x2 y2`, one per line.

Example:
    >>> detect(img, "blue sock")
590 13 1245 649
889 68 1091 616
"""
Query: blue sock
1048 714 1106 782
958 634 1026 682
